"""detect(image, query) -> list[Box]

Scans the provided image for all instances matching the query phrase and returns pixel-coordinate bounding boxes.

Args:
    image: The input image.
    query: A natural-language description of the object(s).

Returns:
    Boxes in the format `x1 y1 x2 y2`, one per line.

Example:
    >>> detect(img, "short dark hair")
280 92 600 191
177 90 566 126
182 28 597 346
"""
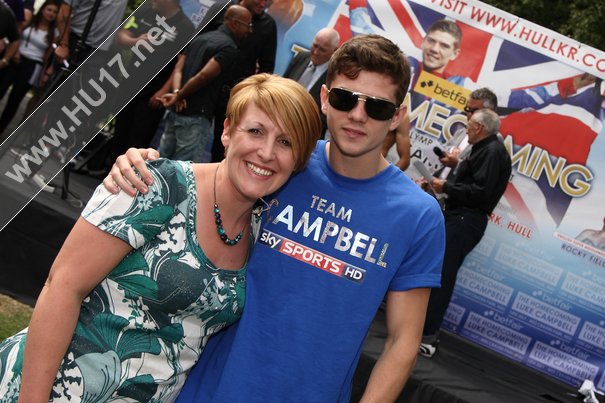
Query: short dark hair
470 87 498 110
427 19 462 48
325 35 411 106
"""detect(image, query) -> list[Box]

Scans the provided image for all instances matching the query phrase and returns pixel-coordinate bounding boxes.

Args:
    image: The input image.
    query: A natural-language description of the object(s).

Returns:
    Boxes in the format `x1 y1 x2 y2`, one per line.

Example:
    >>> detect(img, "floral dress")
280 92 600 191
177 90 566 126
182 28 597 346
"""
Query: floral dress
0 159 247 402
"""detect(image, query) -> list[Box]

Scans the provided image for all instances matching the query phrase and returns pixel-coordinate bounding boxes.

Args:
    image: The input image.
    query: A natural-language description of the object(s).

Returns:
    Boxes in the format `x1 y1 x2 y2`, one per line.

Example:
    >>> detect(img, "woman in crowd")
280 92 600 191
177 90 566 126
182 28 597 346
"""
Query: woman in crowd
0 73 321 402
0 0 59 135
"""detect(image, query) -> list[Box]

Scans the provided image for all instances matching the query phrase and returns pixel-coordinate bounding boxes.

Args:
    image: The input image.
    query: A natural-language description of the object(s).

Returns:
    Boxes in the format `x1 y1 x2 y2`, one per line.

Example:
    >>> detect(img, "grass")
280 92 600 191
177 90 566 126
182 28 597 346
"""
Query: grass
0 294 33 342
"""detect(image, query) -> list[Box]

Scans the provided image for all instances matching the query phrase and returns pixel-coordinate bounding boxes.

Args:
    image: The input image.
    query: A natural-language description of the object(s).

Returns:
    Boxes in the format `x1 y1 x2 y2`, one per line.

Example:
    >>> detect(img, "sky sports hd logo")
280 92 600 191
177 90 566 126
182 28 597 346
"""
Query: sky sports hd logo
259 229 366 283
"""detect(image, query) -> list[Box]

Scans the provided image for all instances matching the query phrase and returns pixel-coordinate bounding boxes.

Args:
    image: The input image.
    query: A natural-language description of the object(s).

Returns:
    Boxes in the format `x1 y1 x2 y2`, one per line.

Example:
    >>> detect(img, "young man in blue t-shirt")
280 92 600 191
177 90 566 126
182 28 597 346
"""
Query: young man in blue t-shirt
105 34 445 402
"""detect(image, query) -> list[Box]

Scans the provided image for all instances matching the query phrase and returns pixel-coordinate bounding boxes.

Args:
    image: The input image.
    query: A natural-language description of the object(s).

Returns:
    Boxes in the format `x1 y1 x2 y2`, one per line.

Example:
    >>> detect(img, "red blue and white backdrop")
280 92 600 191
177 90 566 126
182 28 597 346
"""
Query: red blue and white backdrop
262 0 605 390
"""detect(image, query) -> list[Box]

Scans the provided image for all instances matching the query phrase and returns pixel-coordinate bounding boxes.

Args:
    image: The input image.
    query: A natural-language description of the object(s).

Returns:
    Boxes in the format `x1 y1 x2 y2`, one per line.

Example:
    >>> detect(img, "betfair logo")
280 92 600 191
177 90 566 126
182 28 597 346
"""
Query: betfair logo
414 70 471 111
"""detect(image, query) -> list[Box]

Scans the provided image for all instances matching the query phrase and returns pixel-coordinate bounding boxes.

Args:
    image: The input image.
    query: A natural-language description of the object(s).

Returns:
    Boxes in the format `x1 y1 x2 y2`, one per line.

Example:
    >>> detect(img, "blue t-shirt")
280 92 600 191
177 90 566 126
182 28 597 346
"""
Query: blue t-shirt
177 141 444 402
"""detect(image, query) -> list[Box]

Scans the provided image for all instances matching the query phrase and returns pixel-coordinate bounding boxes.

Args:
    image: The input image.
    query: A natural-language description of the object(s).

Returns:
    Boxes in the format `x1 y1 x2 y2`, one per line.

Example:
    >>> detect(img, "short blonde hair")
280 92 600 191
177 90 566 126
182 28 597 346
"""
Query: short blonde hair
226 74 321 171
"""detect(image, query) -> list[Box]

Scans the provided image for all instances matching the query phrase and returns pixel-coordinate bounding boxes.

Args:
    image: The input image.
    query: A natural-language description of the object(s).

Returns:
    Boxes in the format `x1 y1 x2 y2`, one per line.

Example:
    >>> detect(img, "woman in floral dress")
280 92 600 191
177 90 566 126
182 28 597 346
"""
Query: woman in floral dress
0 73 321 402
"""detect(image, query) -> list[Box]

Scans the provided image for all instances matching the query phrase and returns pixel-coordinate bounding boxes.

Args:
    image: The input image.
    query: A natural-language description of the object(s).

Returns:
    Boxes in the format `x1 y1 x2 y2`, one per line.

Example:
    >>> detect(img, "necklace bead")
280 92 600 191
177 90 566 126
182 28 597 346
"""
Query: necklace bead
213 166 244 246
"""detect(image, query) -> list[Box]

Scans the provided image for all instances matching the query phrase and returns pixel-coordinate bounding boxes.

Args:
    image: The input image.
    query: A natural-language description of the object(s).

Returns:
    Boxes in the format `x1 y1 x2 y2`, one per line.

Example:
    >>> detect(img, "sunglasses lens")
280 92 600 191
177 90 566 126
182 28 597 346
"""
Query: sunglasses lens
328 88 397 121
365 98 397 121
328 88 358 112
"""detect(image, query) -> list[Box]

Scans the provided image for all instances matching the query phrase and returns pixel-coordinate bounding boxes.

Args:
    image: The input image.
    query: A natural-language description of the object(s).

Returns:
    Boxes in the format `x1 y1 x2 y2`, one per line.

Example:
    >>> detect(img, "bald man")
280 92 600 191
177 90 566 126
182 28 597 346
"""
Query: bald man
155 5 252 163
283 27 340 137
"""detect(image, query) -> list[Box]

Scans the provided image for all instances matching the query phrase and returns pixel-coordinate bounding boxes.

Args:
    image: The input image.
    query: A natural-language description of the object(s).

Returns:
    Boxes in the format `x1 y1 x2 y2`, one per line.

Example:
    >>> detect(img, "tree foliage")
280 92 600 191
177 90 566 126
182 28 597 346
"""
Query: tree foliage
483 0 605 51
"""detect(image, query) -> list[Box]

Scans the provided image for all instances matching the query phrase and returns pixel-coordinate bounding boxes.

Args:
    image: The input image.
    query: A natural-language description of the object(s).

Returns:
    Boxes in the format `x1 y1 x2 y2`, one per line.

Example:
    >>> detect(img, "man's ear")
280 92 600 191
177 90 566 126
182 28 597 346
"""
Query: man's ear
451 47 461 61
388 104 406 132
320 84 329 116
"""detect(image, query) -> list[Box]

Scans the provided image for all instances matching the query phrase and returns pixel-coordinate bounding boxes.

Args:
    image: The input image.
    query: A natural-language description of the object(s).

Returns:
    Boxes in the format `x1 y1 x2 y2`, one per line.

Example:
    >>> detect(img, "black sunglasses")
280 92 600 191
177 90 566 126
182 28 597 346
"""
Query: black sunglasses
327 87 398 121
464 106 479 114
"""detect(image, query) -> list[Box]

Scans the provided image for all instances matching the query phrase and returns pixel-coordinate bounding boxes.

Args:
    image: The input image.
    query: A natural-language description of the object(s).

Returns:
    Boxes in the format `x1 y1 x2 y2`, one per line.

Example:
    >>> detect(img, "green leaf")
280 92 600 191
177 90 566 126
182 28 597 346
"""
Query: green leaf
127 205 174 242
111 252 148 278
117 274 159 299
116 374 158 401
76 313 129 350
116 329 161 360
155 324 184 343
75 350 121 401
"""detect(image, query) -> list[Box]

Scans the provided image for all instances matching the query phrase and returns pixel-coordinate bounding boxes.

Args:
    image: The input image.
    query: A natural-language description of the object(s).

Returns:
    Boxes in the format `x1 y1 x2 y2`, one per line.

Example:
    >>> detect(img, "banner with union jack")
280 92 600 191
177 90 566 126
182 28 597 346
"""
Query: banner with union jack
271 0 605 390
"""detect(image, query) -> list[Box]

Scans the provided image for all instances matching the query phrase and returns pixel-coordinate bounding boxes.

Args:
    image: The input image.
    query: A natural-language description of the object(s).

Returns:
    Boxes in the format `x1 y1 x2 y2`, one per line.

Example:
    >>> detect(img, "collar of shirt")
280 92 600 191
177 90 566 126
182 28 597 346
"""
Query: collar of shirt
313 61 329 76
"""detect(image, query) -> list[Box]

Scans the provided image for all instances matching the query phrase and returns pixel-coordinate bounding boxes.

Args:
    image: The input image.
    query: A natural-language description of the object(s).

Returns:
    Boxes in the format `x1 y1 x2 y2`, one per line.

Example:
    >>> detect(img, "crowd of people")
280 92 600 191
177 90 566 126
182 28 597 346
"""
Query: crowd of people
0 0 518 401
0 0 129 141
0 0 47 138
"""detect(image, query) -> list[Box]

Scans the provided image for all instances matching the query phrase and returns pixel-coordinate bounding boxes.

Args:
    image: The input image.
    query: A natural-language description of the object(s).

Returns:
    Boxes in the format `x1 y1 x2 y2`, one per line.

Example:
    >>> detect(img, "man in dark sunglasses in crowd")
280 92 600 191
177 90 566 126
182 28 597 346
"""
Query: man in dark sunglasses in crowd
104 34 445 402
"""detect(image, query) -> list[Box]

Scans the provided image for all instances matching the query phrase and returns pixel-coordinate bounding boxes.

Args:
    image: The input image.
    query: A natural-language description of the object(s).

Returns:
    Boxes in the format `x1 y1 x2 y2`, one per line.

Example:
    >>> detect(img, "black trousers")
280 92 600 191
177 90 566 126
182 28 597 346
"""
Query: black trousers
423 208 488 337
110 96 165 159
0 56 39 135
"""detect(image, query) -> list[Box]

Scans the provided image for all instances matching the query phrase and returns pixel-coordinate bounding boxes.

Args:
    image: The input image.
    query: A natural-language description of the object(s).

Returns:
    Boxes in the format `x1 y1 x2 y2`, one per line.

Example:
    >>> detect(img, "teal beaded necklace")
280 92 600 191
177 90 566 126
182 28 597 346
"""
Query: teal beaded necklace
213 164 244 246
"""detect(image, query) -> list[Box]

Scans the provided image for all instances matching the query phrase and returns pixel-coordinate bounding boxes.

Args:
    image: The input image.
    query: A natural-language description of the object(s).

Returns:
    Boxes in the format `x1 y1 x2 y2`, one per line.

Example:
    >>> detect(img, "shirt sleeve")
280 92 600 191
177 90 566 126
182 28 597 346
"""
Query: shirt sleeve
389 199 445 291
2 8 19 42
213 43 238 71
82 159 181 249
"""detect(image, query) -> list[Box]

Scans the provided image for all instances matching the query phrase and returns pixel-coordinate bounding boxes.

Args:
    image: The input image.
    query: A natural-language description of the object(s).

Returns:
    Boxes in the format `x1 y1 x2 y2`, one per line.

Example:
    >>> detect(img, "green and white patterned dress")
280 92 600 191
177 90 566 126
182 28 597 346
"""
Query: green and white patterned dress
0 159 247 402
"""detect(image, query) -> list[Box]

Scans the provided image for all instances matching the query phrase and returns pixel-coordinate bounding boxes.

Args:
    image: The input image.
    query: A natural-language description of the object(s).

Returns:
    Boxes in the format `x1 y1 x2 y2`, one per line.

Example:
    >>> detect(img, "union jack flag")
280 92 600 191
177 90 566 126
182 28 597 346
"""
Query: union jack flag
329 0 603 229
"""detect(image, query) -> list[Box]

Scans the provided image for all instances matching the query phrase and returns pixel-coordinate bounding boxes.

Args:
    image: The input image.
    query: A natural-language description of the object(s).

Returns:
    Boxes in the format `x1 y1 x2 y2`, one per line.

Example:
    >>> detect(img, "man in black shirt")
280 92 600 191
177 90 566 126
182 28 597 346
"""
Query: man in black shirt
420 107 511 357
199 0 276 78
106 0 196 169
200 0 277 161
156 5 251 162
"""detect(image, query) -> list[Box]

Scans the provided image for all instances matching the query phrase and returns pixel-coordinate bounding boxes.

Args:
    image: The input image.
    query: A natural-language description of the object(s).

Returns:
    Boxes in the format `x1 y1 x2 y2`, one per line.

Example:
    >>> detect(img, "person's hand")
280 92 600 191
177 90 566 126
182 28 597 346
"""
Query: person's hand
174 98 187 112
159 93 187 112
103 148 159 196
136 33 150 43
39 65 54 87
54 44 69 63
420 179 429 191
159 93 177 107
148 90 165 109
573 73 596 91
430 178 446 194
439 148 460 168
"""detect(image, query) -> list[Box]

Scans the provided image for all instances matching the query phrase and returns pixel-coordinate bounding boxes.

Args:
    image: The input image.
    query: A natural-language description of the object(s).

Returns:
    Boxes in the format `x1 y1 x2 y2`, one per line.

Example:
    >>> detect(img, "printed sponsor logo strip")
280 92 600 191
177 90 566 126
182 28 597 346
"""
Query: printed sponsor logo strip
413 70 471 111
259 229 366 284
